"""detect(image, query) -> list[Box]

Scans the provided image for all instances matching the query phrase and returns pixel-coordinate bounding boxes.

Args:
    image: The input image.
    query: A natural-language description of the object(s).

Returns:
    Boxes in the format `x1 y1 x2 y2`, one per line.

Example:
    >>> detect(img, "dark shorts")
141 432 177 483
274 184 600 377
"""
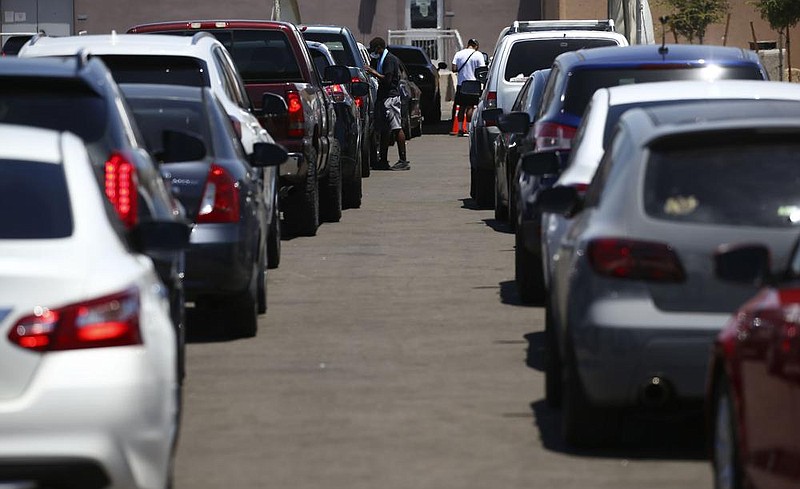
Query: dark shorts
454 87 479 108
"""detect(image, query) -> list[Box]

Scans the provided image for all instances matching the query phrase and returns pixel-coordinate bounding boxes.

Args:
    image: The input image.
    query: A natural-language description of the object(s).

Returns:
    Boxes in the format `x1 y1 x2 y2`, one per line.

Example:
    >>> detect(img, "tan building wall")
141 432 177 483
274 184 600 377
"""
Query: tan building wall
65 0 800 74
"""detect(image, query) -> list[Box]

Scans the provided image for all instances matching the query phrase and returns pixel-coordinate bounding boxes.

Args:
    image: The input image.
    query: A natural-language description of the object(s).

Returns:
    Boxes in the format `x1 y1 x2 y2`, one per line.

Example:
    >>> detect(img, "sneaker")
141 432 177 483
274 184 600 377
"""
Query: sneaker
372 160 391 170
391 160 410 171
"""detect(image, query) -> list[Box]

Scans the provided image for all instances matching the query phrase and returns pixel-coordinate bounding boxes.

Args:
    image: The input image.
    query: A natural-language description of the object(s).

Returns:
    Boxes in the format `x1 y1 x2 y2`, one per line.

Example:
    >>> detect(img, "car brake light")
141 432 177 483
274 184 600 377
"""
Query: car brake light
587 238 686 282
486 91 497 108
571 183 590 196
286 91 304 138
349 76 365 108
8 288 142 352
104 152 138 229
328 83 347 103
197 163 240 223
533 122 577 152
229 116 242 140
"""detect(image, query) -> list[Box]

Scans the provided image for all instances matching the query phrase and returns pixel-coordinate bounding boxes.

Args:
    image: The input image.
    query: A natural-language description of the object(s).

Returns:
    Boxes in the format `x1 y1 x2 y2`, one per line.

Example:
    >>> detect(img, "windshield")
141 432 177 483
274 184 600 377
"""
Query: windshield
504 38 618 81
302 32 356 66
0 159 72 239
100 55 209 86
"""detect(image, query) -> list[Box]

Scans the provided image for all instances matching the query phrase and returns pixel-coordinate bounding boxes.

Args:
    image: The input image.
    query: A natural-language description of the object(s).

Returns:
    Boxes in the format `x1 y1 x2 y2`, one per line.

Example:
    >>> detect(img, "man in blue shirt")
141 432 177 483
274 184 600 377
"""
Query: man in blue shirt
366 37 410 171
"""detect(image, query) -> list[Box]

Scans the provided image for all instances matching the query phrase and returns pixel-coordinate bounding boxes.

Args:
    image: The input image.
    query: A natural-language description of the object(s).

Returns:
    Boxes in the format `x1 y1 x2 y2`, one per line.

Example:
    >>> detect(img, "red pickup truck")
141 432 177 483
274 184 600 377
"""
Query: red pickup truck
128 20 352 237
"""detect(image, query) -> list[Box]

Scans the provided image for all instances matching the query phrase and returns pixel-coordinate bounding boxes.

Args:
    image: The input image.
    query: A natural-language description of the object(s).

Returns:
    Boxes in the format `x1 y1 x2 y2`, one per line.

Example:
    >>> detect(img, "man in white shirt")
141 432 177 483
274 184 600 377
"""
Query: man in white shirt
451 39 485 135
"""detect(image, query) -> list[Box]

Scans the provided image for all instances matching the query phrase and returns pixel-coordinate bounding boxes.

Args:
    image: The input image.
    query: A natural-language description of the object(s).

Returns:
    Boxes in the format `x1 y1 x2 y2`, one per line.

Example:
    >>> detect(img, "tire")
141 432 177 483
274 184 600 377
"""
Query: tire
230 264 258 338
257 241 267 314
283 146 319 237
411 118 422 138
474 168 495 209
515 227 545 305
494 175 508 222
544 300 562 408
360 128 371 178
342 148 363 210
320 140 342 223
508 168 518 232
267 188 281 269
712 372 743 489
562 340 620 449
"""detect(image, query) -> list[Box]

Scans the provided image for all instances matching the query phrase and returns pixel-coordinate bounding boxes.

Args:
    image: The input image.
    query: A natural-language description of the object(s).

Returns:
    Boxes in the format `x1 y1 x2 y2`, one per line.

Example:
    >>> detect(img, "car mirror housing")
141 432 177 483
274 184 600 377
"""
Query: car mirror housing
482 108 503 125
475 66 489 83
520 151 561 176
537 186 581 216
250 142 288 168
349 81 370 98
324 65 351 85
714 244 772 286
129 220 191 253
498 111 530 134
437 62 448 70
261 93 288 117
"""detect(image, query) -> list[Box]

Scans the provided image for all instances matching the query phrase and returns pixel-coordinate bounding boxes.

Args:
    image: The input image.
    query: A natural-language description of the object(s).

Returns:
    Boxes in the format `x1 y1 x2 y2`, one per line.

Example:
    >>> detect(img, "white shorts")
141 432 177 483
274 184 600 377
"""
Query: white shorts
377 96 402 131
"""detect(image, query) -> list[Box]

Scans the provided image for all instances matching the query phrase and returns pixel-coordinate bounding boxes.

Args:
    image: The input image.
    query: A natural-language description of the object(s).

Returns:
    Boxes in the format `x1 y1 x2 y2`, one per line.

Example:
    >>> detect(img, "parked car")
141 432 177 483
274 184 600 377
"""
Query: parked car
538 99 800 448
121 83 286 337
0 55 190 378
515 43 769 305
300 25 379 171
307 40 366 209
469 28 628 208
1 33 35 56
491 18 617 53
125 22 349 237
0 123 188 489
710 239 800 489
388 44 447 123
396 58 424 139
20 32 284 264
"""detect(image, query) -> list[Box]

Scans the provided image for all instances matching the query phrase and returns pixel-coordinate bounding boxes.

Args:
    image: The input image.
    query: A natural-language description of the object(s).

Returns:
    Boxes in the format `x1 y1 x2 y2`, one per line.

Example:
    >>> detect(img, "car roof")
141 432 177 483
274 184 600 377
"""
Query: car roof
0 124 63 163
20 33 220 57
604 79 800 106
555 43 759 68
0 54 96 79
128 19 293 32
300 25 349 34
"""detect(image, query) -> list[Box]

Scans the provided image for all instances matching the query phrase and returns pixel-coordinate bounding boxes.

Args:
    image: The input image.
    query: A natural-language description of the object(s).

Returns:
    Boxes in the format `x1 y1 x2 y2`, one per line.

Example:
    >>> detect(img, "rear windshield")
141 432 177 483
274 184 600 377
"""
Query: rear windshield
1 35 32 56
209 30 303 82
125 97 211 156
0 79 107 142
100 55 209 87
644 142 800 227
391 48 428 66
302 32 357 66
0 159 72 238
564 66 764 116
504 38 618 81
309 47 331 76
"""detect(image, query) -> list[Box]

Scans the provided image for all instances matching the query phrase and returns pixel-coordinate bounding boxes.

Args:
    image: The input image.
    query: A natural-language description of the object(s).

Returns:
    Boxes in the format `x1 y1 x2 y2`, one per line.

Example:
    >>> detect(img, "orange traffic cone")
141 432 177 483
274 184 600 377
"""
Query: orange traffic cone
450 104 461 135
460 111 469 135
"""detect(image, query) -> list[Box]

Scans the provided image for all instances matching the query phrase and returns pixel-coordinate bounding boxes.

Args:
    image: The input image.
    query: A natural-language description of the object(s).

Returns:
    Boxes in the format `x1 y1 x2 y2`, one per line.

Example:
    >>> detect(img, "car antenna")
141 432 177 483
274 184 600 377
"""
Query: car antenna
658 16 669 56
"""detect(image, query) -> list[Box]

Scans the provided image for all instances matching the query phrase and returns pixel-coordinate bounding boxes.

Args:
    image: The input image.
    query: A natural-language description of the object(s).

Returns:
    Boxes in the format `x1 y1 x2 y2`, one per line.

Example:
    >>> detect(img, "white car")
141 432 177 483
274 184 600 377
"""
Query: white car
541 80 800 291
0 124 185 489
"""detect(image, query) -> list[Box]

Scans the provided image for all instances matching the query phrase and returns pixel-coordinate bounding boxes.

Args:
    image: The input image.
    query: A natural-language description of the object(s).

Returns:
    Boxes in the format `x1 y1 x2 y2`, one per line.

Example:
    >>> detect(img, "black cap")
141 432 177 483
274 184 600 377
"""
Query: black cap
467 38 479 47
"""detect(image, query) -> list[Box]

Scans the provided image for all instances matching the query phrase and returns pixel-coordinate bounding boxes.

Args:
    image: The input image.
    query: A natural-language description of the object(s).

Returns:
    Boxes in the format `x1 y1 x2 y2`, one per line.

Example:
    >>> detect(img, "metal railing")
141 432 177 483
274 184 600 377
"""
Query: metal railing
388 29 463 65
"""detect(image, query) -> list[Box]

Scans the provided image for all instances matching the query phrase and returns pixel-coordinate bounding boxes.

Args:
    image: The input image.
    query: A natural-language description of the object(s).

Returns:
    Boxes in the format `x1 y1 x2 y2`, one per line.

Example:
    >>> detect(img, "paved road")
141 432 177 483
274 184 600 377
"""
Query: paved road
176 126 712 489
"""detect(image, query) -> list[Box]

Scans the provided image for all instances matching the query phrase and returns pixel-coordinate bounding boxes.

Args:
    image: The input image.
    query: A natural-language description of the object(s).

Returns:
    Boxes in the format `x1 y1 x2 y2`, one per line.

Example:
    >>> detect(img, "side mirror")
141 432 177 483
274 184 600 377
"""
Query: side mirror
498 111 531 134
482 108 503 125
324 65 351 85
437 61 448 70
520 151 561 176
157 130 206 163
350 81 370 98
475 66 489 83
262 93 288 116
537 186 581 216
129 220 191 253
460 79 482 96
250 142 288 168
715 244 771 286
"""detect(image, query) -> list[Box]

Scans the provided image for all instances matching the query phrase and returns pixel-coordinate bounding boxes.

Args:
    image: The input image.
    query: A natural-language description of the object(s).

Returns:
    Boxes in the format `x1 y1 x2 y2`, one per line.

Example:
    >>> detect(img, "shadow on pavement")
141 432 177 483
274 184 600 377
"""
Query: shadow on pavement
185 308 247 343
482 218 513 234
500 279 538 307
423 120 455 135
524 331 545 371
460 197 481 210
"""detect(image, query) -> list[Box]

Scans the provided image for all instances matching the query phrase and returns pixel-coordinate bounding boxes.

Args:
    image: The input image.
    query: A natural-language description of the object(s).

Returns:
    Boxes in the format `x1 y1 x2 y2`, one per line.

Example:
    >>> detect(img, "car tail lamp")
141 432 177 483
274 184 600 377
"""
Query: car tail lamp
328 83 347 103
9 288 142 352
486 91 497 108
351 77 365 109
104 153 138 229
197 164 240 223
587 238 686 282
533 122 577 152
286 91 305 138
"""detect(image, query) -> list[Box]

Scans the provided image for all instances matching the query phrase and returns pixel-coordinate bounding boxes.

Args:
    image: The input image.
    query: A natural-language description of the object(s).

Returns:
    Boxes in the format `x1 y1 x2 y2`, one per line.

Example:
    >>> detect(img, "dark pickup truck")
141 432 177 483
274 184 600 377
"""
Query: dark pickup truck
128 20 354 237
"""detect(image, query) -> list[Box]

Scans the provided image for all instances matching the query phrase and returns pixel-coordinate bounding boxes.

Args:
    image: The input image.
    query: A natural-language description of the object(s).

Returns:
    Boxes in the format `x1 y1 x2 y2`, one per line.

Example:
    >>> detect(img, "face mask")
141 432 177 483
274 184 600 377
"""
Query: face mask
369 52 380 60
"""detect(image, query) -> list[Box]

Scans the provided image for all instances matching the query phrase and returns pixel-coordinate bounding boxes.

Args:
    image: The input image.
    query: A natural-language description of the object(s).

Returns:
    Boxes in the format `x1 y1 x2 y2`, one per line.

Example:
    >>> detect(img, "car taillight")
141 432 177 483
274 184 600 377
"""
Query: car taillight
328 83 347 103
587 238 686 282
286 91 304 138
9 288 142 352
533 122 577 152
571 183 590 196
197 163 240 223
486 91 497 108
104 152 138 229
351 77 365 109
229 116 242 140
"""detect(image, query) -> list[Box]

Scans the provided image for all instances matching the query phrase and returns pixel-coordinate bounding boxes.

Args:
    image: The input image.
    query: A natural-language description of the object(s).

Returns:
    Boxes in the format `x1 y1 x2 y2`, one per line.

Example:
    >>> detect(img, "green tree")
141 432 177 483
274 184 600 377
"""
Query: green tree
751 0 800 31
658 0 730 44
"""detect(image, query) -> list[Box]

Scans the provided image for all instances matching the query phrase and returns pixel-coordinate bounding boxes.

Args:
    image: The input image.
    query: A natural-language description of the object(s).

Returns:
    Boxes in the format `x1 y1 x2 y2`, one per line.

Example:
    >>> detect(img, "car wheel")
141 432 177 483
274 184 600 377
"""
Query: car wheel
411 117 422 138
343 148 363 210
231 264 259 338
515 228 545 304
562 340 620 448
713 372 743 489
474 168 495 209
508 168 518 232
267 187 281 269
257 241 267 315
494 175 508 222
544 299 562 408
283 146 319 237
320 139 342 223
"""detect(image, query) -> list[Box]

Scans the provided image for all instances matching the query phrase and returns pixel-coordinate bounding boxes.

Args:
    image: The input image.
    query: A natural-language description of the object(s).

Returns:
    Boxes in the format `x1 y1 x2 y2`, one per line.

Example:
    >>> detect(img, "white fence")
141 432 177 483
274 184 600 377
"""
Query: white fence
388 29 463 65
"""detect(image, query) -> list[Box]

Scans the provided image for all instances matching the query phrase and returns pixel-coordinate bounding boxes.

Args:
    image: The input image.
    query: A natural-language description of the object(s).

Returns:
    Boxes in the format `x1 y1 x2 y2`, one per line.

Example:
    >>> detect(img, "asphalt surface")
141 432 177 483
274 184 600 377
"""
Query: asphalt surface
177 122 713 489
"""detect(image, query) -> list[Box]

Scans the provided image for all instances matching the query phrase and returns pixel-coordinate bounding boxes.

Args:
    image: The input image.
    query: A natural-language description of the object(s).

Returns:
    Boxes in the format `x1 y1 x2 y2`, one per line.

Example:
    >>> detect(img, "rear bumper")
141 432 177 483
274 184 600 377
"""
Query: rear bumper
184 223 255 298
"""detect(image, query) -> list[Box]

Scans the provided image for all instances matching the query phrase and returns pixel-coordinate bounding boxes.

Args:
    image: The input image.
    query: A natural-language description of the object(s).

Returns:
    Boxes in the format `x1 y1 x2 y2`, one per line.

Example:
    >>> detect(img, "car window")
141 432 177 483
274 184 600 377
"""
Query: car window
563 66 765 116
583 126 626 208
125 97 212 156
302 32 356 66
644 141 800 227
390 48 428 65
0 159 73 238
219 29 303 83
100 55 209 86
503 38 618 81
511 77 532 112
537 65 562 119
0 78 107 143
216 46 253 108
309 47 331 76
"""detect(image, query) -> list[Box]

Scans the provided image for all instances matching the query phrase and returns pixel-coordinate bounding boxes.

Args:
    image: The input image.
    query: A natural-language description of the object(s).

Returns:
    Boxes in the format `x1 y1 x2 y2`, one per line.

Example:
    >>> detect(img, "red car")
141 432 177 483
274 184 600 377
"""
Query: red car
709 243 800 489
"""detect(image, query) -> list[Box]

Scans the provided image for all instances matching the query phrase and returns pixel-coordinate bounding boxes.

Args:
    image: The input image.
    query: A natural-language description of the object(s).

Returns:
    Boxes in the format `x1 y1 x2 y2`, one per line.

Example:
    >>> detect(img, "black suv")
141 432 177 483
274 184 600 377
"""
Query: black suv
0 55 190 376
388 44 446 123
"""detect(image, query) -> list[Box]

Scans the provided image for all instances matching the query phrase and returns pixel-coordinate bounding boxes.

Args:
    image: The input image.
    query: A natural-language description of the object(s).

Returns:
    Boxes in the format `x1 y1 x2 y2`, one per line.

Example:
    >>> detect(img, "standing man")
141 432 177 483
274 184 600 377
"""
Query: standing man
365 36 410 171
451 39 485 136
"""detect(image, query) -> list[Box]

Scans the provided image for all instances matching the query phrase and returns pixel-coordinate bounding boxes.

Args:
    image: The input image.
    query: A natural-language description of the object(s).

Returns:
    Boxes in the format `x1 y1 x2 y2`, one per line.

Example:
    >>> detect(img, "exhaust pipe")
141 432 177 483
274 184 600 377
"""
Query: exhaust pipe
639 376 673 408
